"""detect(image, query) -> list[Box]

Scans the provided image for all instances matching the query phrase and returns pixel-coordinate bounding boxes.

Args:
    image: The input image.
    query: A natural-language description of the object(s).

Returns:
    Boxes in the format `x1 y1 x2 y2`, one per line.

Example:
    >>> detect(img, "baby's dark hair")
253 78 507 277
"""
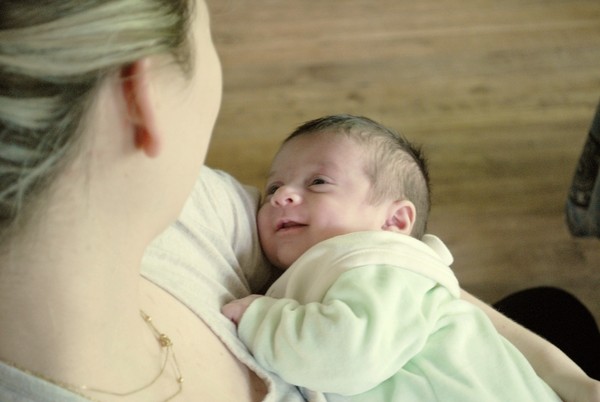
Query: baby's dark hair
285 114 431 238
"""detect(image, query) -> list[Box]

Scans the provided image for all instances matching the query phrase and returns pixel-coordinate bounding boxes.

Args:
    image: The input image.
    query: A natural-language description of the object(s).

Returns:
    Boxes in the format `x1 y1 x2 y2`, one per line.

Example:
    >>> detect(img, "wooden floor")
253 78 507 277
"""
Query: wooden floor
205 0 600 323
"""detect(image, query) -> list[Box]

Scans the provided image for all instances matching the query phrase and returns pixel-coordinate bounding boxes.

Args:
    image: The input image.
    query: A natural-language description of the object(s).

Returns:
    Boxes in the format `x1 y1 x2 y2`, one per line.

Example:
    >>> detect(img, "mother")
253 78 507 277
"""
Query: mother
0 1 597 401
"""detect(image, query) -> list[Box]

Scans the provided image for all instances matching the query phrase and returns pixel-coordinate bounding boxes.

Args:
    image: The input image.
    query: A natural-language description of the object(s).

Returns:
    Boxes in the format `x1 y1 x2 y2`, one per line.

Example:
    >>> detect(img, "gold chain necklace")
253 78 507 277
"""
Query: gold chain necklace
0 310 184 401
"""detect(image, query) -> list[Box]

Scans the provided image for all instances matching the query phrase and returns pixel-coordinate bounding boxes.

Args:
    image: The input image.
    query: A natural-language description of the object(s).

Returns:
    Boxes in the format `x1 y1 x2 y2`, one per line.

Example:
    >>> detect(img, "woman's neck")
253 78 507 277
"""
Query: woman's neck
0 196 163 399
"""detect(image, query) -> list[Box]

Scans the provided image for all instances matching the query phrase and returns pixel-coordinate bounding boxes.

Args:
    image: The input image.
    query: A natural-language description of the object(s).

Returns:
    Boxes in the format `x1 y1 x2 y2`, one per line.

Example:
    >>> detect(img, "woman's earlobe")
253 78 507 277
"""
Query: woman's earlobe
121 60 161 158
134 126 161 158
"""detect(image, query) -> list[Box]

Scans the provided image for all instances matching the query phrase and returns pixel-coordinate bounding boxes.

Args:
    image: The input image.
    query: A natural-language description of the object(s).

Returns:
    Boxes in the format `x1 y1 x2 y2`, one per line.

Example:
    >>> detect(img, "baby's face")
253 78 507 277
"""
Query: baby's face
257 132 395 269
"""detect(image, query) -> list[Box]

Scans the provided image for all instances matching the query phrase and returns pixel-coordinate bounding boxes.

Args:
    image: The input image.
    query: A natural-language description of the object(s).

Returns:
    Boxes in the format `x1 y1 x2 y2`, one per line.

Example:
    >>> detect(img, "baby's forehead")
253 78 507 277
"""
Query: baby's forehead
278 130 363 156
269 137 369 179
280 132 356 154
267 158 341 179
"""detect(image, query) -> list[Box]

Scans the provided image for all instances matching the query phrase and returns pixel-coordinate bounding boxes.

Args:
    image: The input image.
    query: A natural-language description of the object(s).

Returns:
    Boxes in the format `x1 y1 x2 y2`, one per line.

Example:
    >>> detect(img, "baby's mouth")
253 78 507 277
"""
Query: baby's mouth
276 220 307 231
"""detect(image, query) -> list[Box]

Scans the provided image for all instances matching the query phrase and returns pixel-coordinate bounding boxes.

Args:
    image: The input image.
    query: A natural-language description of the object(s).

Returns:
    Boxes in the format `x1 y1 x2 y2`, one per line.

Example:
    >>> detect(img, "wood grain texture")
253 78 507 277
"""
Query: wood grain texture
205 0 600 322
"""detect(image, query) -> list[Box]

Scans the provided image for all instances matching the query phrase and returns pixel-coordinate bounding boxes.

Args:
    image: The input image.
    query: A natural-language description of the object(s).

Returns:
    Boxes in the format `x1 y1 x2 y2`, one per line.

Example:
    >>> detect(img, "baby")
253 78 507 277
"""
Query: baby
222 114 561 401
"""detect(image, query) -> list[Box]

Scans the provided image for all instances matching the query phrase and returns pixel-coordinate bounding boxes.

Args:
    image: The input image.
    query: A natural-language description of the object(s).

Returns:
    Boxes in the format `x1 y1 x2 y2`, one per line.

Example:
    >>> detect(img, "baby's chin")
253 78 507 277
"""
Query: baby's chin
272 258 293 271
267 236 325 271
270 249 303 271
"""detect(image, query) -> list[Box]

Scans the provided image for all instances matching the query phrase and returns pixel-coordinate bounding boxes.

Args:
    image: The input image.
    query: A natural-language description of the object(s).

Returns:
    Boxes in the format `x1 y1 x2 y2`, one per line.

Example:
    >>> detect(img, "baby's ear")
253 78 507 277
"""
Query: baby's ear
382 200 416 235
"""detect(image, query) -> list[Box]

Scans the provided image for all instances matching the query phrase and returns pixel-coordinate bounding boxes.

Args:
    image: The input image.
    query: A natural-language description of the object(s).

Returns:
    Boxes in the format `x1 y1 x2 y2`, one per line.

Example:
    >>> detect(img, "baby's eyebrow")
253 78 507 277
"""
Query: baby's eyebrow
264 171 280 185
264 161 341 182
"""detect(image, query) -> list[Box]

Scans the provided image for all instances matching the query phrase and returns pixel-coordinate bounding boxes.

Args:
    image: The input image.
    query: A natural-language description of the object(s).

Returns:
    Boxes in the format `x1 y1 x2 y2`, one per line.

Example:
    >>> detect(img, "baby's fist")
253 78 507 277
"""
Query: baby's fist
221 295 261 326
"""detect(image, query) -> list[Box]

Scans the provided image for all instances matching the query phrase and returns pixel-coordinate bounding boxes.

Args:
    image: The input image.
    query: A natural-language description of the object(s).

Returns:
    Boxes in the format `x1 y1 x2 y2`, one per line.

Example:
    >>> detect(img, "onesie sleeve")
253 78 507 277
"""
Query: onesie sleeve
238 265 437 396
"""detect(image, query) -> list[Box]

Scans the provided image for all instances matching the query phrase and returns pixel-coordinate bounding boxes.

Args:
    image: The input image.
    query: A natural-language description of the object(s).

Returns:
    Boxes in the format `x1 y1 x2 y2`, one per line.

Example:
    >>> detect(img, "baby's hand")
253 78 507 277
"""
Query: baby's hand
221 295 261 326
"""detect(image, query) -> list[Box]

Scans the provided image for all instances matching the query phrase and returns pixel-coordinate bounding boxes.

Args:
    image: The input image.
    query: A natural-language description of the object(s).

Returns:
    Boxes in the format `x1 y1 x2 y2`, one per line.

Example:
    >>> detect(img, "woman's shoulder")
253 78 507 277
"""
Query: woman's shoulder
0 362 89 402
192 166 261 217
139 278 305 402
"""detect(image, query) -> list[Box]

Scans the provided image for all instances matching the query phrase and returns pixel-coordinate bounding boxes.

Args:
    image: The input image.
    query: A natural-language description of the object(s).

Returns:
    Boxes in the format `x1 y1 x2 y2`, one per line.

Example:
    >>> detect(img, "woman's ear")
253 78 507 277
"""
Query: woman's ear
382 200 416 235
121 60 161 158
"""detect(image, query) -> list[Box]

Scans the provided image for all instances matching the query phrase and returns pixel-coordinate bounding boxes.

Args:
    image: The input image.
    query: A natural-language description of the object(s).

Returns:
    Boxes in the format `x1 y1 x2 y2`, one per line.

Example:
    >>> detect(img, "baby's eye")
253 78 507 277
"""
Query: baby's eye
309 177 328 186
265 183 280 196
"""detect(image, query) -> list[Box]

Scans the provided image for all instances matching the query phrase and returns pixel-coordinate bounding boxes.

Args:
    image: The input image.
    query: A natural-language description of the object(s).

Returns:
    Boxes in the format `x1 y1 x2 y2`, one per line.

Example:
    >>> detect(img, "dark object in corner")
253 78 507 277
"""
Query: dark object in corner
566 100 600 238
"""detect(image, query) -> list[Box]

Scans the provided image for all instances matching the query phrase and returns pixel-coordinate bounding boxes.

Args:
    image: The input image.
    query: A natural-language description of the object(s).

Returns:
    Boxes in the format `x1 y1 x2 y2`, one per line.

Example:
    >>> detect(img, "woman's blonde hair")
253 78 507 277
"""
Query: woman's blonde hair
0 0 193 239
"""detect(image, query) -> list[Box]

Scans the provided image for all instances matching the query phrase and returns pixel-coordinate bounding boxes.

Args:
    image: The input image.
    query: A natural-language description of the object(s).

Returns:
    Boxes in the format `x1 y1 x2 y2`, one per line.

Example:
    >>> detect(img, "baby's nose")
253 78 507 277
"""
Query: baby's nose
271 187 301 207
